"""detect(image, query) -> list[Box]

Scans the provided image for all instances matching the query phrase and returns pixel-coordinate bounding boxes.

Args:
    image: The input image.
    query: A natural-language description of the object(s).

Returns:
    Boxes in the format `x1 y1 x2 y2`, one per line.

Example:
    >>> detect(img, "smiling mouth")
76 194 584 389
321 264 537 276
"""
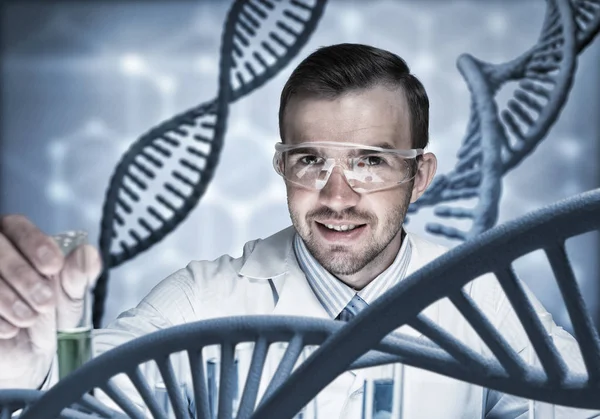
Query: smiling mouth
323 223 357 231
315 221 367 232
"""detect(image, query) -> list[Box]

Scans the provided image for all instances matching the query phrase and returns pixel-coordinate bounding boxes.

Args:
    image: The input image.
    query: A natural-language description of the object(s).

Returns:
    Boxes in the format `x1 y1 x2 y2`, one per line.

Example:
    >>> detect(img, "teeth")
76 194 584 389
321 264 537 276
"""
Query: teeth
325 224 357 232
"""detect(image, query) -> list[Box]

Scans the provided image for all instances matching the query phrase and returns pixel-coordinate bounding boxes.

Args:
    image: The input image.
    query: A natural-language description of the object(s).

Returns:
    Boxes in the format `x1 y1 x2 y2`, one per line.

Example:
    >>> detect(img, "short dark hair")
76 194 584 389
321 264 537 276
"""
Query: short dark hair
279 43 429 149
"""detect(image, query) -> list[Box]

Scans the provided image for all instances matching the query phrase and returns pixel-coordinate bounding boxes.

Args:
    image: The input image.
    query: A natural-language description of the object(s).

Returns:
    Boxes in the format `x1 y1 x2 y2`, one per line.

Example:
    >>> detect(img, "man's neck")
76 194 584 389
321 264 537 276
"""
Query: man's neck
336 229 405 291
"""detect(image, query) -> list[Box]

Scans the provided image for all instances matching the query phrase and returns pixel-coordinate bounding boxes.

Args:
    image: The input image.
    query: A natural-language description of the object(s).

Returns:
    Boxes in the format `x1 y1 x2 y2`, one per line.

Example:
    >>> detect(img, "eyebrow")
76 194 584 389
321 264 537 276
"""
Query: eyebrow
372 142 396 150
286 147 321 155
286 142 400 155
345 143 398 156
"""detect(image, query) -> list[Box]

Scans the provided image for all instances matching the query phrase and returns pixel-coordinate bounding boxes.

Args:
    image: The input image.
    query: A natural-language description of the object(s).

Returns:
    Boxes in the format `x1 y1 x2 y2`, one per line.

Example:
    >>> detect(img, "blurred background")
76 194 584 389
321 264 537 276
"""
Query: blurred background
1 0 598 331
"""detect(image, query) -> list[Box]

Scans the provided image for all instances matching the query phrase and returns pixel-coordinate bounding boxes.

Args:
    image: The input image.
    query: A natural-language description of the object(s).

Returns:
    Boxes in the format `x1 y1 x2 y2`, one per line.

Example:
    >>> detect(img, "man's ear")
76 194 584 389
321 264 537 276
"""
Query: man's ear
410 152 437 203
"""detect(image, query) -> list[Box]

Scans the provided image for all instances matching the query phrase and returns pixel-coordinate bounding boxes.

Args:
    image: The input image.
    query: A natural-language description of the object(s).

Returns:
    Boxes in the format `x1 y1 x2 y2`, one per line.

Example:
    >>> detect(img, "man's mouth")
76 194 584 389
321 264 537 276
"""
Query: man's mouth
314 221 368 239
322 223 359 232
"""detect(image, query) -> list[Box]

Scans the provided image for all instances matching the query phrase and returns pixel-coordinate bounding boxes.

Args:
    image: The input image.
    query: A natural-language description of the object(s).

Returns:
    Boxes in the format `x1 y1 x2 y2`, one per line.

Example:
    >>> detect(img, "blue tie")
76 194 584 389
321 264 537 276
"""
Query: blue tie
336 294 369 321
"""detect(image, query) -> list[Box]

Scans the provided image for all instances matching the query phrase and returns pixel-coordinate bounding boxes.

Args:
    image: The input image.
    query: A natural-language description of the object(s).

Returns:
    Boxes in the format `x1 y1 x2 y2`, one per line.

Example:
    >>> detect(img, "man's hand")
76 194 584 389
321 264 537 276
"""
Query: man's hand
0 214 102 389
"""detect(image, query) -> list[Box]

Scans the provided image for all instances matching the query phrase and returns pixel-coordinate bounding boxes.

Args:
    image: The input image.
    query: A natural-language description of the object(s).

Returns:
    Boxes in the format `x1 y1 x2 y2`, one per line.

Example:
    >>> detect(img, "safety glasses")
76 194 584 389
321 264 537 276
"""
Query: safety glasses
273 141 423 193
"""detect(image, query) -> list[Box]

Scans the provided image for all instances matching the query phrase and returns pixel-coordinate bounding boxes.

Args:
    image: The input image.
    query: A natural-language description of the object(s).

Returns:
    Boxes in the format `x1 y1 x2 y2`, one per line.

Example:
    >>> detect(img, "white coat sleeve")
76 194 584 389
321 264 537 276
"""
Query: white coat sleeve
90 265 201 413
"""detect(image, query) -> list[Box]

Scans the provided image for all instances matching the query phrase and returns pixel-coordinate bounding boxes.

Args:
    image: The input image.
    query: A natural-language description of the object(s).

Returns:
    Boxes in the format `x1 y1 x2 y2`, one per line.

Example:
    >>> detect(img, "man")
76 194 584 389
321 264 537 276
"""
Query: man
0 43 593 418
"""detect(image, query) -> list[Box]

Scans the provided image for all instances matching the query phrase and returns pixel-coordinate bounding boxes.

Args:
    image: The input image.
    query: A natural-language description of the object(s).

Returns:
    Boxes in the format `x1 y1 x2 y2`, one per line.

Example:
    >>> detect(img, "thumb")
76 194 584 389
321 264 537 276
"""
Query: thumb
56 244 102 330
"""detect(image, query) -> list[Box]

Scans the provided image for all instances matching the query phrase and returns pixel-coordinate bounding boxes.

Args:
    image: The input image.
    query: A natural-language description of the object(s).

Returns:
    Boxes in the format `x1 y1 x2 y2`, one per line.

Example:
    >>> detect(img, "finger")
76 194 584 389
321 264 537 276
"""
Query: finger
0 315 18 339
0 214 63 276
60 244 102 301
0 234 56 314
25 291 58 352
0 325 57 389
55 288 84 331
0 279 37 329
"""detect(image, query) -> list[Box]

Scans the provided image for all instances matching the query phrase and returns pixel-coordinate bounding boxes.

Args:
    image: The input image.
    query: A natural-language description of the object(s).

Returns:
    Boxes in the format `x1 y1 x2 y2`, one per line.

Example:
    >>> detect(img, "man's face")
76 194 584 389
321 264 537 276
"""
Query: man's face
282 85 424 280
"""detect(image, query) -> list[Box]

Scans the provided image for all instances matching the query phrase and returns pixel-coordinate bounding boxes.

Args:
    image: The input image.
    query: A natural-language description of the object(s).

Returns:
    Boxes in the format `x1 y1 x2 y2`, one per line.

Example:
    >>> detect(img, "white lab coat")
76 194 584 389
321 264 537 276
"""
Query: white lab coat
59 226 596 418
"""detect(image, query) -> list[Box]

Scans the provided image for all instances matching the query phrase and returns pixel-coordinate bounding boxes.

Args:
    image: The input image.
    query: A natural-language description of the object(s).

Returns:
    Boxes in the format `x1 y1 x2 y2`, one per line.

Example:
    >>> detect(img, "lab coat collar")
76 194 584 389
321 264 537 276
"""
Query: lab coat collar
237 226 296 280
270 244 330 319
237 225 330 319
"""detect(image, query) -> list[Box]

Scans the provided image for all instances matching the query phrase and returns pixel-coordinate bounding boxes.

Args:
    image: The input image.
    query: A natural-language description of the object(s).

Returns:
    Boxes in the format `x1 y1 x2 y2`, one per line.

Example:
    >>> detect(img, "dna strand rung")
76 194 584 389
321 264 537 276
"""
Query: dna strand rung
544 244 600 382
94 0 327 327
408 0 600 242
495 267 570 383
450 289 529 377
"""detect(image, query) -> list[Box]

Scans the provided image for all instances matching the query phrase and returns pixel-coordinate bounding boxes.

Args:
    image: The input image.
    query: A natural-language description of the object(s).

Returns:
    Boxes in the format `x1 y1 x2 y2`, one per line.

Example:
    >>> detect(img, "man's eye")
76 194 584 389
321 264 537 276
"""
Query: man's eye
364 156 384 166
299 155 321 165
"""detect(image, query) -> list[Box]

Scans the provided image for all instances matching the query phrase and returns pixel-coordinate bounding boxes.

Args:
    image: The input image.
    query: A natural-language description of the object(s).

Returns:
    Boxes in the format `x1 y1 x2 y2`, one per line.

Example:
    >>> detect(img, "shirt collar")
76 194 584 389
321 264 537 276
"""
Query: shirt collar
293 231 413 319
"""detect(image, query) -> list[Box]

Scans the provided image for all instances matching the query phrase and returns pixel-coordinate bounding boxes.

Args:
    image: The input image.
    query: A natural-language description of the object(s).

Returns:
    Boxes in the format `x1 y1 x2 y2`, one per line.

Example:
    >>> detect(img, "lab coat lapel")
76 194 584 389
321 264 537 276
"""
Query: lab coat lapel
270 247 330 319
236 225 329 319
398 233 443 337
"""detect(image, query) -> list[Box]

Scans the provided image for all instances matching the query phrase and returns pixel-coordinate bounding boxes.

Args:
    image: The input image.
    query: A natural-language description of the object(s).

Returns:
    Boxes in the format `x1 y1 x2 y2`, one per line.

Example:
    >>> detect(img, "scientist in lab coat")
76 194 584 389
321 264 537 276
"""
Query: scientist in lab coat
0 43 595 418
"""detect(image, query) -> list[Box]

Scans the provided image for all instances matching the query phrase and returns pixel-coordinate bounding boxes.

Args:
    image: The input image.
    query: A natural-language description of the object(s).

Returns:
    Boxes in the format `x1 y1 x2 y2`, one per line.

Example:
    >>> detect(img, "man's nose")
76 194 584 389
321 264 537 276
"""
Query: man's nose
318 166 360 211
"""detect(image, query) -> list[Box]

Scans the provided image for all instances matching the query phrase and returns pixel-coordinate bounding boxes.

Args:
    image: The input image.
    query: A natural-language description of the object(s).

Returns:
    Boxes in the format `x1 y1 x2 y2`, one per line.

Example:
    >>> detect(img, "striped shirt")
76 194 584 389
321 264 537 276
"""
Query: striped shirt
293 232 413 319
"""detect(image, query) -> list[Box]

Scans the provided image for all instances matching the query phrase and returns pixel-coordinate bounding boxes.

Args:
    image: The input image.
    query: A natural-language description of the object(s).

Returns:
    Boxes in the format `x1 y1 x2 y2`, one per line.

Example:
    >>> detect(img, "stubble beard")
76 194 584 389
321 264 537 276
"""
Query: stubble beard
289 196 411 276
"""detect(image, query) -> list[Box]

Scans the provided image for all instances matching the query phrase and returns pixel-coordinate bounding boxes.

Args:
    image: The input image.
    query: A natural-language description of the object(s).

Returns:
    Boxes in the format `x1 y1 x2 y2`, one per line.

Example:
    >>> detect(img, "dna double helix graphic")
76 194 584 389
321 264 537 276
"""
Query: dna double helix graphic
93 0 328 327
408 0 600 241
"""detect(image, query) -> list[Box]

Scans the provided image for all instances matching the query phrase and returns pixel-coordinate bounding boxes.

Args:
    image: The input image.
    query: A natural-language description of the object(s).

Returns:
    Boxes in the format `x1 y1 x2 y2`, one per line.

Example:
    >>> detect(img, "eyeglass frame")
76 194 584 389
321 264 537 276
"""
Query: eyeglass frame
272 141 424 193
